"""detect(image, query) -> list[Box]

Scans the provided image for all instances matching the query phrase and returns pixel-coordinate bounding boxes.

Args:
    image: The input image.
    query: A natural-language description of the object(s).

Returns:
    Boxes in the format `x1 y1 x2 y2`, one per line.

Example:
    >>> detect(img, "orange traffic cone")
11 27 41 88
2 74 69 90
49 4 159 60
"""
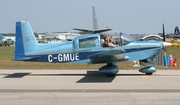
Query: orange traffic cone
170 54 173 67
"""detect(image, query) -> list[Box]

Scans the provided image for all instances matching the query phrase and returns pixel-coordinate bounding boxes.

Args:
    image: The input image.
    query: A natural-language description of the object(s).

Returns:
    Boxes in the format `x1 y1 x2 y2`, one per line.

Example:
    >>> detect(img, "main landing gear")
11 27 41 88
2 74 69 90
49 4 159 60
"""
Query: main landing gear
98 63 119 77
98 64 156 77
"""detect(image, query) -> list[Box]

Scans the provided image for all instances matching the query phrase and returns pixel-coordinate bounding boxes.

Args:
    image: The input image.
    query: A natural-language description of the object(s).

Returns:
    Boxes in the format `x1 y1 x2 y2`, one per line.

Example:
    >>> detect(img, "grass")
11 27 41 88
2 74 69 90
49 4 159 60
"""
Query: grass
0 46 179 70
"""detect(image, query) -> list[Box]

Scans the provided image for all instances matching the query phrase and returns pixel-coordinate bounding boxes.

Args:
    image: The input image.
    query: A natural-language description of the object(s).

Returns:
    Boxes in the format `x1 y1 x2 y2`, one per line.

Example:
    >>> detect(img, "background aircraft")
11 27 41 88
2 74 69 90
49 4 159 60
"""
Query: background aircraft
169 26 180 38
73 6 112 34
0 34 14 42
167 26 180 46
0 34 14 46
74 6 127 44
74 6 112 34
14 20 172 77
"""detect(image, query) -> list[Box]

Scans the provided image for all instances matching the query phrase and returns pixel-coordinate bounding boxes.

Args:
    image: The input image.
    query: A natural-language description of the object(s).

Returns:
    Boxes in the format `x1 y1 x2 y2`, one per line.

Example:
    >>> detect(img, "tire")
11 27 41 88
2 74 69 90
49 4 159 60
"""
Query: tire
146 73 153 75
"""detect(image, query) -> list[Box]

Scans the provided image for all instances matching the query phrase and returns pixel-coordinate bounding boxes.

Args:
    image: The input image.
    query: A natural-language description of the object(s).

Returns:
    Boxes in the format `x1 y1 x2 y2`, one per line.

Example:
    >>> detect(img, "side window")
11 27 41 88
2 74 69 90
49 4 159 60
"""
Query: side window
79 37 99 48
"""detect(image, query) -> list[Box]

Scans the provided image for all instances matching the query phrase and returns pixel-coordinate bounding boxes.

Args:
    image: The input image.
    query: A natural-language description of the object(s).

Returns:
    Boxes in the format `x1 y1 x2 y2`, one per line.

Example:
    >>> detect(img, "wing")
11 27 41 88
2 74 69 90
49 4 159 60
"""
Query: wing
88 49 129 64
73 28 112 33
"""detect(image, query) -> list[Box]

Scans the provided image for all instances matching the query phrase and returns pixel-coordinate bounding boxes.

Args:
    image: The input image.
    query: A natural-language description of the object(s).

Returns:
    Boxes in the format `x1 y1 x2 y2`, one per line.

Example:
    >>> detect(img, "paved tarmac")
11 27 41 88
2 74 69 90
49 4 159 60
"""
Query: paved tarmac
0 70 180 105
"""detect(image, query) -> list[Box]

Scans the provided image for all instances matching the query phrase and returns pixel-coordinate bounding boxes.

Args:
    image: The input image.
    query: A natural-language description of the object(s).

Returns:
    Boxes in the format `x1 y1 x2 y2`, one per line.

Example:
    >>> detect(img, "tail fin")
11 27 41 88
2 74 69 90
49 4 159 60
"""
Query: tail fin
174 26 180 35
92 6 99 30
73 7 112 33
15 20 38 60
0 34 5 40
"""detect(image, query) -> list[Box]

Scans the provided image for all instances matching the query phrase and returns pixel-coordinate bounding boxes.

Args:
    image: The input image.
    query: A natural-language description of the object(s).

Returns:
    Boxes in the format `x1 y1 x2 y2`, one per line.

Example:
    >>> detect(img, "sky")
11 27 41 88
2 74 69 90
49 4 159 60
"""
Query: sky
1 0 180 34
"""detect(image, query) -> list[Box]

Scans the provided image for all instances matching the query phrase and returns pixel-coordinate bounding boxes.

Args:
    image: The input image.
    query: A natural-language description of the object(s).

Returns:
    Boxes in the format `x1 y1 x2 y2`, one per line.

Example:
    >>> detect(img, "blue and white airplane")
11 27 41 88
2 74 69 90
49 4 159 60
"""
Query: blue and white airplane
0 34 14 42
14 20 172 77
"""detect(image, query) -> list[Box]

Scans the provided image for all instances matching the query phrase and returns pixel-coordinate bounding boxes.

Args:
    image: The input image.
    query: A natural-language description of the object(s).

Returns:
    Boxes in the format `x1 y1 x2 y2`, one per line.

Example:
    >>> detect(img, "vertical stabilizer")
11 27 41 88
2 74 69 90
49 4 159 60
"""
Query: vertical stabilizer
0 34 5 40
92 6 99 30
15 20 38 60
174 26 180 35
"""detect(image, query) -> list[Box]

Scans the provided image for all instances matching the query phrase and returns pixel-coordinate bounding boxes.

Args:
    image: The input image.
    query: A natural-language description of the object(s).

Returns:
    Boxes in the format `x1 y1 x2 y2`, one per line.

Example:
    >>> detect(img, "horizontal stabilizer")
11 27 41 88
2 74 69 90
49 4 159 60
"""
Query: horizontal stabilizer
73 28 112 33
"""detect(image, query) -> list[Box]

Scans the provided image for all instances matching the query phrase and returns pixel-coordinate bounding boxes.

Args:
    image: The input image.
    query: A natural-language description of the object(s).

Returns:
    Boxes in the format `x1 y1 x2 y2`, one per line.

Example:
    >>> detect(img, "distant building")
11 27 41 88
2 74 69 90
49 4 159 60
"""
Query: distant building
38 32 80 41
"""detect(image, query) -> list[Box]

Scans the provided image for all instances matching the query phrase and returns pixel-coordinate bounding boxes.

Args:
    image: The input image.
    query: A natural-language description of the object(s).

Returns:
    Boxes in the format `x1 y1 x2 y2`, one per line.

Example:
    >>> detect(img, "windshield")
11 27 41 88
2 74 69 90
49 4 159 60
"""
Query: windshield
115 32 136 45
101 30 136 45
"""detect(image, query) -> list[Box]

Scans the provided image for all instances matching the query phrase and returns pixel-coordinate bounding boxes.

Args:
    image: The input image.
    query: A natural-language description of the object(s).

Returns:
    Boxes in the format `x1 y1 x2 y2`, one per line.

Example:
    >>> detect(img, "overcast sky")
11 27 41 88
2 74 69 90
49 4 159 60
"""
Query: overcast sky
1 0 180 34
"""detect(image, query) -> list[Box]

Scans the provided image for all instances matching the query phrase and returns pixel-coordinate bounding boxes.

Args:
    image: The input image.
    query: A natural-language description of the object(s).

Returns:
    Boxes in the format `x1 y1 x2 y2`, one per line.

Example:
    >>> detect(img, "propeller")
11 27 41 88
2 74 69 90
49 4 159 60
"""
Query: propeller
162 24 172 49
162 23 167 67
139 24 172 68
162 23 166 42
162 23 173 68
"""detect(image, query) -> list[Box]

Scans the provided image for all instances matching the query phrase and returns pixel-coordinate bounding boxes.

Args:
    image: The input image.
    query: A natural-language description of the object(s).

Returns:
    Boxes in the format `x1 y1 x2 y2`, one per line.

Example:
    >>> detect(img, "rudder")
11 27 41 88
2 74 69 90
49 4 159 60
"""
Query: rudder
15 20 38 60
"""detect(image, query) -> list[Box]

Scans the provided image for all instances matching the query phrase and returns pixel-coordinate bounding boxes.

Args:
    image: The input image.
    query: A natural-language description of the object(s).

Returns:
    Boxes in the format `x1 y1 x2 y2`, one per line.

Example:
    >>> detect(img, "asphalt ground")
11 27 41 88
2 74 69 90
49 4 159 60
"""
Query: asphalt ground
0 70 180 105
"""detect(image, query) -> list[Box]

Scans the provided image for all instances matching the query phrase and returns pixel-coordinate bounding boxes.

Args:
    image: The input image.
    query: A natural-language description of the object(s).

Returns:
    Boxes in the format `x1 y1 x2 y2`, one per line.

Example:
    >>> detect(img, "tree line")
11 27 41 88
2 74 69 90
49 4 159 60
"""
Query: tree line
1 32 176 38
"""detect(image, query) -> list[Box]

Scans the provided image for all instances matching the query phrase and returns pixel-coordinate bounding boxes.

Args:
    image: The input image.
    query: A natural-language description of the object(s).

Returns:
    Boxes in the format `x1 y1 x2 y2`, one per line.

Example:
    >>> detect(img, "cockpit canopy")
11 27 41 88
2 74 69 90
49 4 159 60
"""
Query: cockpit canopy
117 32 136 44
73 32 136 50
73 33 101 50
101 30 136 45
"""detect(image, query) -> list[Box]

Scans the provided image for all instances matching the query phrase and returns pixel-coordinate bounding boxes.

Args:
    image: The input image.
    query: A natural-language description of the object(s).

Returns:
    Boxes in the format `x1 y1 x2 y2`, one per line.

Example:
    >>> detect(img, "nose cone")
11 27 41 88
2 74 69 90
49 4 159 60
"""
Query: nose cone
163 42 172 49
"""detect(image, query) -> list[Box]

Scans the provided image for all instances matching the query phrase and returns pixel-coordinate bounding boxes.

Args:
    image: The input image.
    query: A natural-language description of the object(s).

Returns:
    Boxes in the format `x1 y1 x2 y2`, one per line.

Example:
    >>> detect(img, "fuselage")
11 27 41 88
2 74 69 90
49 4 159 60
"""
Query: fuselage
14 21 164 65
20 39 162 64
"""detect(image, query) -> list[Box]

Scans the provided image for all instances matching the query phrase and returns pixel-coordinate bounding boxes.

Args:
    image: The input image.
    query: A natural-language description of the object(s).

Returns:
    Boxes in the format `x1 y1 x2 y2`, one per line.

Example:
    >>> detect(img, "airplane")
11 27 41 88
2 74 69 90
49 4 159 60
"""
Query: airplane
0 34 15 46
74 6 112 34
14 20 172 77
0 34 14 41
170 40 180 47
73 6 126 44
0 34 15 42
168 26 180 46
169 26 180 38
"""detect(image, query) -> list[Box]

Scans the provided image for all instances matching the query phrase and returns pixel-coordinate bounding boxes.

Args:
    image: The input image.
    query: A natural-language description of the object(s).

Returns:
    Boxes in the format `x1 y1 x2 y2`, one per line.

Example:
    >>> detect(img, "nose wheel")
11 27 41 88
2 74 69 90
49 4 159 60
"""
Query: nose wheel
139 66 156 75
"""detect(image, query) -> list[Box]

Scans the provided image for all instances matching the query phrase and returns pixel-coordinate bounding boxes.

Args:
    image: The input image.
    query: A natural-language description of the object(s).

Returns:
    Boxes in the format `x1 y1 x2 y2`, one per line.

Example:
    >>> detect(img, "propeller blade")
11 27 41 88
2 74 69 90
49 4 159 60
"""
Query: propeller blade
162 23 166 42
